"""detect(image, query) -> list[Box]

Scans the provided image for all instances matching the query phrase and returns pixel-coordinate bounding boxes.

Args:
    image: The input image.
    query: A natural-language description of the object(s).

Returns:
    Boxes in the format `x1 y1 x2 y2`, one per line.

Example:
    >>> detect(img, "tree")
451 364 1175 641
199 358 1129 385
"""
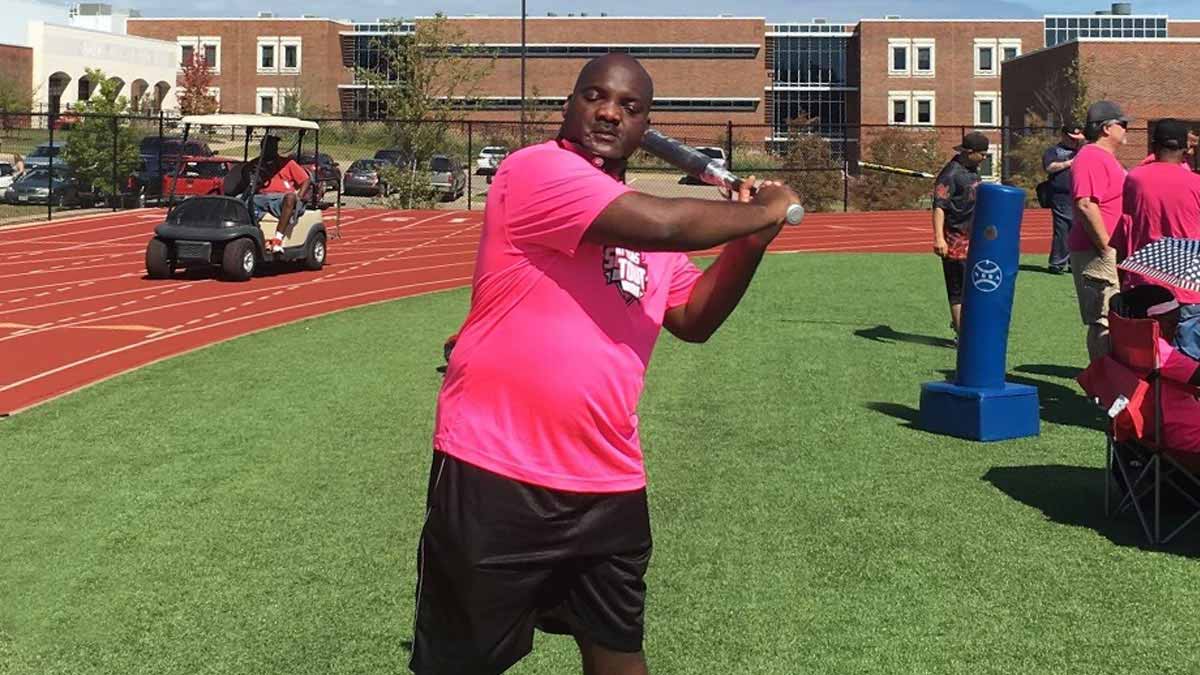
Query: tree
1005 113 1059 206
780 114 844 212
177 54 218 115
355 14 494 208
1031 55 1090 128
0 74 34 132
851 127 942 211
280 79 332 118
61 69 140 200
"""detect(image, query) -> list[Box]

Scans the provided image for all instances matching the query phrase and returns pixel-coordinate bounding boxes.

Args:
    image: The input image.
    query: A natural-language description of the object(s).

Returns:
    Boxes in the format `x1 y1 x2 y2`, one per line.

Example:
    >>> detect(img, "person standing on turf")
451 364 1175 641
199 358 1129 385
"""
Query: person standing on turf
1042 122 1085 274
932 131 988 340
409 54 800 675
1070 100 1129 362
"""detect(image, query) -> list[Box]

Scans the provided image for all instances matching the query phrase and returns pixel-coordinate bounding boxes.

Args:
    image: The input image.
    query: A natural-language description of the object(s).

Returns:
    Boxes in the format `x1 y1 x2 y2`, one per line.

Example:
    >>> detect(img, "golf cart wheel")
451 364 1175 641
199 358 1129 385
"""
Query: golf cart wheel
303 231 327 271
221 238 257 281
145 238 174 279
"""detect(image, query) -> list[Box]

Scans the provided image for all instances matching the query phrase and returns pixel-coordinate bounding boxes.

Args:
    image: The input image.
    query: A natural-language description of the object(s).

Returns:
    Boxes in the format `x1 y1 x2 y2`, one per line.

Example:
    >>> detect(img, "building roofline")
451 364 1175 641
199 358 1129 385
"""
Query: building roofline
858 18 1043 23
30 20 178 45
1005 36 1200 64
128 17 352 23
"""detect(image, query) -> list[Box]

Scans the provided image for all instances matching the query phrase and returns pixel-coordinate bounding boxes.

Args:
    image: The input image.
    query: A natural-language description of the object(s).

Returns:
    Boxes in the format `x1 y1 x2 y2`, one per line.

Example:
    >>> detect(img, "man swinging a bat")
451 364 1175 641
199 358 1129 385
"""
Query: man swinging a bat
410 54 800 675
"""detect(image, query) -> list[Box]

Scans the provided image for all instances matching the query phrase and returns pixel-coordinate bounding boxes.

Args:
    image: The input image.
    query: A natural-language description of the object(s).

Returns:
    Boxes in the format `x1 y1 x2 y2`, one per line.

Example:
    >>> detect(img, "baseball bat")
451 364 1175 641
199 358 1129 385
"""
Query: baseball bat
858 160 935 179
640 129 805 225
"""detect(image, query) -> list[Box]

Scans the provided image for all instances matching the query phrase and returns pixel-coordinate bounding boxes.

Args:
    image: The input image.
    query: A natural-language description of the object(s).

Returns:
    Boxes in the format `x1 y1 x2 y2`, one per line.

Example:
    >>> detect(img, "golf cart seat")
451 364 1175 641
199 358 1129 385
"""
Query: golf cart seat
257 209 323 249
222 162 251 198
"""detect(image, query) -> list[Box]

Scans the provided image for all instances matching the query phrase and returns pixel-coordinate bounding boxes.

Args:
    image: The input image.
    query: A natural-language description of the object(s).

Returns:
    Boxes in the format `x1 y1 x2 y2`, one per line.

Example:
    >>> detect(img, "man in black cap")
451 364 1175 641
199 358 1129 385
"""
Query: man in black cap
1069 100 1129 362
1119 118 1200 361
932 130 988 339
1042 122 1086 274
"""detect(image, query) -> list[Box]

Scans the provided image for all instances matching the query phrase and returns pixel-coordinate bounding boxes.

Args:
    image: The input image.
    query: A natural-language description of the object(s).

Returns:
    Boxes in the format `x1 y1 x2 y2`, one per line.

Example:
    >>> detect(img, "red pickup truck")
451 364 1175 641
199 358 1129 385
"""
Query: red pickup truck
161 156 238 199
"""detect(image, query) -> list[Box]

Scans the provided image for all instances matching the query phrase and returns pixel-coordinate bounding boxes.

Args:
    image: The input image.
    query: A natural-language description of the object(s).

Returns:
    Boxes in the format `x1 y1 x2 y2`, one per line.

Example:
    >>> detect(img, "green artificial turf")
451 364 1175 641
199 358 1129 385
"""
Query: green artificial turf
2 253 1198 675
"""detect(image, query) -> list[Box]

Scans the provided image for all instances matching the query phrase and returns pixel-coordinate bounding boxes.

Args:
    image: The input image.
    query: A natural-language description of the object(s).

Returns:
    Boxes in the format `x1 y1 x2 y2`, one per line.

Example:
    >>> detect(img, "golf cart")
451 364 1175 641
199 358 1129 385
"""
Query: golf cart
145 114 341 282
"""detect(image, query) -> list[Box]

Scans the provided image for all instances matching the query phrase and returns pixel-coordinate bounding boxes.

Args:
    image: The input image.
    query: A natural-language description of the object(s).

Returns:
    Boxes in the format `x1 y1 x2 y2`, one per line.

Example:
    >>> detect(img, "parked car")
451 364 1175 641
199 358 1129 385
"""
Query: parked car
430 154 466 201
373 148 408 166
0 163 15 189
160 156 239 200
25 141 68 169
3 166 93 207
50 112 81 130
342 158 391 197
475 146 508 175
682 146 727 184
296 151 341 202
139 136 214 159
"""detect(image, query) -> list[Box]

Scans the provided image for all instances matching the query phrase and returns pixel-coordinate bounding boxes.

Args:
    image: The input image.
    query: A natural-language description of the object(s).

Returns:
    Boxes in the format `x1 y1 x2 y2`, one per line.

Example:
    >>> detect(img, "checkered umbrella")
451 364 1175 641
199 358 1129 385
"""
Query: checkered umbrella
1118 237 1200 293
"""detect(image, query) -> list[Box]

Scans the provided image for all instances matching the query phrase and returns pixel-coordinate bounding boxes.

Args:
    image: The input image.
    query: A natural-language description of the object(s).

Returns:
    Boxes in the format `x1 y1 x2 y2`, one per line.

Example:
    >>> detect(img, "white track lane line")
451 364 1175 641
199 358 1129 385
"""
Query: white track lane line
0 276 474 397
0 212 472 342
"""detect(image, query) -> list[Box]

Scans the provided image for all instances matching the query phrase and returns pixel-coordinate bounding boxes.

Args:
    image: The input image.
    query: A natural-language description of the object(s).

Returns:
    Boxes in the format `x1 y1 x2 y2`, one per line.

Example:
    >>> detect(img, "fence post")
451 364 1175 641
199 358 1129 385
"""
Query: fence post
467 120 473 212
1001 117 1011 183
157 111 164 207
725 121 734 174
843 151 850 212
111 115 119 211
47 113 54 221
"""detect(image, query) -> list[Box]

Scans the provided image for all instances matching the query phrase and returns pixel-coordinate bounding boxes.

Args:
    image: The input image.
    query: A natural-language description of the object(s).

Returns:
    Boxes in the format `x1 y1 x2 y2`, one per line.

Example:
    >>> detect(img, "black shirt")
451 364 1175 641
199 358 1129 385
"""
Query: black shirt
932 157 981 232
1042 142 1077 194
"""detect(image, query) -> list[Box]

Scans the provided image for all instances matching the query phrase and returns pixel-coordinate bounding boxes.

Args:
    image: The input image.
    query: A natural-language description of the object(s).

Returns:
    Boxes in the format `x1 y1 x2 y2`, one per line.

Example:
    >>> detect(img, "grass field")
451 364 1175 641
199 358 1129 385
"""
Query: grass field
2 253 1199 675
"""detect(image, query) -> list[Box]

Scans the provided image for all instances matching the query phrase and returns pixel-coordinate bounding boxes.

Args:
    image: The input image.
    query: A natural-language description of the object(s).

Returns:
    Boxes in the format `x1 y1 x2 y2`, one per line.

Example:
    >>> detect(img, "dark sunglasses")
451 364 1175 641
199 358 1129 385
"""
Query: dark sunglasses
1106 120 1129 129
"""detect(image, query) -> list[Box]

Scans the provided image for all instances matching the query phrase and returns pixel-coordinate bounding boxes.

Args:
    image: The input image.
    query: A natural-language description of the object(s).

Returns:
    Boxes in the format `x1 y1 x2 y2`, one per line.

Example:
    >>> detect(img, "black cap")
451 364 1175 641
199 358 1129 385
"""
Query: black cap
1061 121 1084 136
955 131 990 153
1153 118 1190 150
1086 100 1130 126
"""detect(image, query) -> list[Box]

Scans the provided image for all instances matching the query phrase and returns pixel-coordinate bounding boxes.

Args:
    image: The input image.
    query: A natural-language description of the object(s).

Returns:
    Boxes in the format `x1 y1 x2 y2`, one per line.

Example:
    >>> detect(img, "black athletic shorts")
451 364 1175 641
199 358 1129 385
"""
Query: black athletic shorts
942 258 966 304
409 451 653 675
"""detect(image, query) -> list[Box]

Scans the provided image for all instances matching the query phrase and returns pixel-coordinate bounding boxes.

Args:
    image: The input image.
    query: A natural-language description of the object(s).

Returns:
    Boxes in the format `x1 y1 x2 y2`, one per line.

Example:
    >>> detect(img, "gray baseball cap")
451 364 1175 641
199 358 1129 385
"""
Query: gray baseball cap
1086 100 1130 125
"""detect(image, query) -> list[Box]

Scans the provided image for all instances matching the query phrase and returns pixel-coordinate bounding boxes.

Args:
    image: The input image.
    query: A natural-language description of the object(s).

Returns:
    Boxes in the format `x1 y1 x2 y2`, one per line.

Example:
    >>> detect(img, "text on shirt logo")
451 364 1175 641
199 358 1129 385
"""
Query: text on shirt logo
603 247 648 303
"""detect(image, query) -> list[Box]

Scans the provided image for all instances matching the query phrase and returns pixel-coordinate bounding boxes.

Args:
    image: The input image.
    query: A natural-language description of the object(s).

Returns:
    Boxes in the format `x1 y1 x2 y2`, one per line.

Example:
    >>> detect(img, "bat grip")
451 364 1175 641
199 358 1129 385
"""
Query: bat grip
744 184 805 226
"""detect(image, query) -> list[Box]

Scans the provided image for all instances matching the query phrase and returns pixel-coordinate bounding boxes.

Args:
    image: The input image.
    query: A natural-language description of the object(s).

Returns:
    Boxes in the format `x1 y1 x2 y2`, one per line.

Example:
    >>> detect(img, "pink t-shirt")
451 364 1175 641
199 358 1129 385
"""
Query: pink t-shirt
1069 143 1127 252
1138 153 1192 169
1157 338 1200 452
434 140 704 493
1119 162 1200 304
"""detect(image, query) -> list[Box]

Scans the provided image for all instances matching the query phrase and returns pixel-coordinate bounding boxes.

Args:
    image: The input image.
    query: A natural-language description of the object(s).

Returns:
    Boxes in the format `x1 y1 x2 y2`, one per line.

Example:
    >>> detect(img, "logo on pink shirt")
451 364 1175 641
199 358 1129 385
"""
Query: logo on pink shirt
603 246 648 303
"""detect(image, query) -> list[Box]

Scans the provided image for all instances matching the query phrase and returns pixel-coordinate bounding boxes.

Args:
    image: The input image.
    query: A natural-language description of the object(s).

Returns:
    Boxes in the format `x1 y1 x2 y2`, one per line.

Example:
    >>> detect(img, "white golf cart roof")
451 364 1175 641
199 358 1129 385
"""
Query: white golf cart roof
179 114 320 131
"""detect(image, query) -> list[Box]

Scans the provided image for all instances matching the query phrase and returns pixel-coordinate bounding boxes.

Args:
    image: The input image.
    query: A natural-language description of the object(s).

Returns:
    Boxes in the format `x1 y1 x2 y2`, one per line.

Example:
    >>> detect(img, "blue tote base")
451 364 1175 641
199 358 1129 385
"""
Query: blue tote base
918 381 1040 442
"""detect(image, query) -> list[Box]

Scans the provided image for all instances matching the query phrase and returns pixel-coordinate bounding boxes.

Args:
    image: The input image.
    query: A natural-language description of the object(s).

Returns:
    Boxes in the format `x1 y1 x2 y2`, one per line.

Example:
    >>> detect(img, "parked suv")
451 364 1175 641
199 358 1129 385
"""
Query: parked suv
161 156 238 200
373 148 408 166
25 141 68 169
430 154 466 201
296 152 341 203
475 146 508 175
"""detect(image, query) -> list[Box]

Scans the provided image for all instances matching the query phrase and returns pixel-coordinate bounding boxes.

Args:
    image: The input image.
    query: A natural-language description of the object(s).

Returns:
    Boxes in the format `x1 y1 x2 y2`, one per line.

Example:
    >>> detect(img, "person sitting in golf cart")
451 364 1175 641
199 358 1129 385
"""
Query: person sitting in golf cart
246 134 309 253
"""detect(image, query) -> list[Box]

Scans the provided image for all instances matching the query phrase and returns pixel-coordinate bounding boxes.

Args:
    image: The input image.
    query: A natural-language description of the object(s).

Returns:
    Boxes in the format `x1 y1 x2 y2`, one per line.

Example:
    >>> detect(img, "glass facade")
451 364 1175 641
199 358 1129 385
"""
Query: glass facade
1044 15 1168 46
767 26 855 159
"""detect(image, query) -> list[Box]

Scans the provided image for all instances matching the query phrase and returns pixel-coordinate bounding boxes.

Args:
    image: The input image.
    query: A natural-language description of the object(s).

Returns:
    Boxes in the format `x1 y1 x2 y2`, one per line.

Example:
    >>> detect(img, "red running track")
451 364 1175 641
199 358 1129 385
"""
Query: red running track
0 207 1053 415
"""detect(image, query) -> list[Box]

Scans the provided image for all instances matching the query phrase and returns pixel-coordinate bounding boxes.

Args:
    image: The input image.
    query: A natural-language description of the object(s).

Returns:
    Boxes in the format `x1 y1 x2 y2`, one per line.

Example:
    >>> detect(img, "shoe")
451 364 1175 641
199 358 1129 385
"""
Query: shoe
268 237 284 253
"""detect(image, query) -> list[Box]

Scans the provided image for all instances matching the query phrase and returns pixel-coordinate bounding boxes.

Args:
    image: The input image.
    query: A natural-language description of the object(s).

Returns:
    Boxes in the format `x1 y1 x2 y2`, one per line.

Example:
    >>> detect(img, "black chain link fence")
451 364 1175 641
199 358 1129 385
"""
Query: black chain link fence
0 111 1163 223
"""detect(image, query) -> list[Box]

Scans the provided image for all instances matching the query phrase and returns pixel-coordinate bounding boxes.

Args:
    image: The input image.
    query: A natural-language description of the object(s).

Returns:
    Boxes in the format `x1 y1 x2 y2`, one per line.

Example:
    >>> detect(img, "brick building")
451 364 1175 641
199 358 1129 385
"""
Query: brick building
126 17 353 115
120 4 1200 173
1003 38 1200 166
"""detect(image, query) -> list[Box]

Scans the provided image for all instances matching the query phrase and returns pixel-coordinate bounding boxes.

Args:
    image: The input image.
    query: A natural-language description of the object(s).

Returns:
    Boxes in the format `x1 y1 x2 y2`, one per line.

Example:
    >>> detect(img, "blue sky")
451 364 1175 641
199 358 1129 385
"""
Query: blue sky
131 0 1200 22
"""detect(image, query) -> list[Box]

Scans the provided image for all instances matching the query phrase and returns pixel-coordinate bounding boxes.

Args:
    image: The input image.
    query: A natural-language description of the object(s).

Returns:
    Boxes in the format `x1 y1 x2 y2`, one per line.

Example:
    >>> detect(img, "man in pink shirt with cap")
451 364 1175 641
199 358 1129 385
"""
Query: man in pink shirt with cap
409 54 801 675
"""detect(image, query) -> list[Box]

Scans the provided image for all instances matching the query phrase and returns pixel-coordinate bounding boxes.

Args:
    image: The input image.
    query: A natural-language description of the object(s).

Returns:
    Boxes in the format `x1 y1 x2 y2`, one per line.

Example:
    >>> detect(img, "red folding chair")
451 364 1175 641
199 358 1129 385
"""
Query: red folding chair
1077 311 1200 544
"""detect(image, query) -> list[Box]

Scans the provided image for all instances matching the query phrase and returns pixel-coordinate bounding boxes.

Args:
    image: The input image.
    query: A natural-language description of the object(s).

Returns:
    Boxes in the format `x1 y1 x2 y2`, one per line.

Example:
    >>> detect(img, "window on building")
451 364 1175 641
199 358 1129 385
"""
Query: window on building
888 39 909 76
280 37 302 73
977 46 994 74
975 92 1001 127
888 92 910 124
204 44 217 66
260 95 275 114
999 39 1021 64
261 45 275 69
916 46 932 72
181 44 195 67
913 92 935 125
979 152 996 180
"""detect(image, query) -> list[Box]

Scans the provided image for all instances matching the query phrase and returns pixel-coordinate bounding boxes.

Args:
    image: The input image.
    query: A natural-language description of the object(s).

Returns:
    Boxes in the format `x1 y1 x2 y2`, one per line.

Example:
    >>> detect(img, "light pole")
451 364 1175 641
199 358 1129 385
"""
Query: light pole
520 0 527 145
